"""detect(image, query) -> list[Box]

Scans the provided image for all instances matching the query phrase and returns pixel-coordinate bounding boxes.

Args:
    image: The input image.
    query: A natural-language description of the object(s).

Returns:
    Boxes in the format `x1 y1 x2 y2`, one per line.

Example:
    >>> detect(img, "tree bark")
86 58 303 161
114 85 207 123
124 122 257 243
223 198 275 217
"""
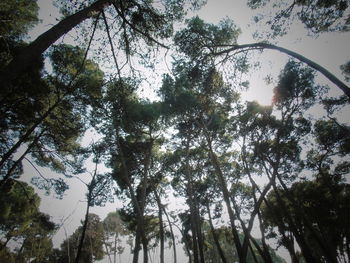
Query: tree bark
206 202 227 263
114 134 149 263
203 134 245 263
275 173 338 263
0 0 111 86
213 42 350 99
0 98 62 170
74 195 91 263
0 129 46 188
184 139 200 263
162 201 177 263
133 230 142 263
154 191 165 263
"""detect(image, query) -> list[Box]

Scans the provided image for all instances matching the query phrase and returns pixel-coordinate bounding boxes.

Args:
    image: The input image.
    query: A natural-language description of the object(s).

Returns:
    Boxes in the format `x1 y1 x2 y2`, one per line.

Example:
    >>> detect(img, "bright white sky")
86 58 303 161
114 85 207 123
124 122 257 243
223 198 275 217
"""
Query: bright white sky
22 0 350 262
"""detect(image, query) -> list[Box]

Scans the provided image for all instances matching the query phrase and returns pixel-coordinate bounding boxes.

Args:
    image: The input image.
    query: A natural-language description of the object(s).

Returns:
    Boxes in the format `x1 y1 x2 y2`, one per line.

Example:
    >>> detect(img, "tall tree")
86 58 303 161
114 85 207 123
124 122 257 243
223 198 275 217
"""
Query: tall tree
55 213 105 263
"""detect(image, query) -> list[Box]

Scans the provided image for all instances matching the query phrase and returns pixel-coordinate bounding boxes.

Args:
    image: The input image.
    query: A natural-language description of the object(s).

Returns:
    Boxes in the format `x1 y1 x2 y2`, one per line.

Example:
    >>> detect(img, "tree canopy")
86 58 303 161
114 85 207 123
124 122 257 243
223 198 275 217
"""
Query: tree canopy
0 1 349 263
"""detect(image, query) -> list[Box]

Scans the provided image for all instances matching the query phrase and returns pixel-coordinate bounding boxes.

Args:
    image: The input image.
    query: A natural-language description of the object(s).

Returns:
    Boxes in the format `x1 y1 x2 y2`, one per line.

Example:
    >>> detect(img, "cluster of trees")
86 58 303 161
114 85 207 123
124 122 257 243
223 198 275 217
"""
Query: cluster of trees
0 180 129 263
1 0 349 263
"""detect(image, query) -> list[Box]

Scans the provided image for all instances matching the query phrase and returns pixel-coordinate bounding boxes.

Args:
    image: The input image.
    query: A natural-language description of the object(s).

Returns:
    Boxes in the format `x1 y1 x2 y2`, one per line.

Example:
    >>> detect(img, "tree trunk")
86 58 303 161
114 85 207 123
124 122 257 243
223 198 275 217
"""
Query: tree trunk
275 173 338 263
188 189 200 263
204 138 245 263
213 42 350 99
133 230 141 263
269 184 321 263
0 98 62 170
74 194 91 263
162 201 177 263
206 202 227 263
114 135 150 263
154 191 165 263
0 0 111 86
193 197 205 263
0 129 46 188
103 236 113 263
184 140 200 263
114 234 117 263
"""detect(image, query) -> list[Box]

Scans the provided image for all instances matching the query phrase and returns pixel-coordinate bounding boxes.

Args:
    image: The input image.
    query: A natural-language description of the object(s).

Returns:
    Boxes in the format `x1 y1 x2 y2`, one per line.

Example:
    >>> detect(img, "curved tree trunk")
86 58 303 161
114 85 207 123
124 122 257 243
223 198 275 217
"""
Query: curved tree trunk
0 0 111 86
213 43 350 99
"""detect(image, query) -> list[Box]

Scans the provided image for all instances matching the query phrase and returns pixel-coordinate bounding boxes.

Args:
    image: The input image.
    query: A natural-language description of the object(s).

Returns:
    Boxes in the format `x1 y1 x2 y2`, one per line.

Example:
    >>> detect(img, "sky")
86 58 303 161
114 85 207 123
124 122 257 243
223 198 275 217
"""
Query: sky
20 0 350 262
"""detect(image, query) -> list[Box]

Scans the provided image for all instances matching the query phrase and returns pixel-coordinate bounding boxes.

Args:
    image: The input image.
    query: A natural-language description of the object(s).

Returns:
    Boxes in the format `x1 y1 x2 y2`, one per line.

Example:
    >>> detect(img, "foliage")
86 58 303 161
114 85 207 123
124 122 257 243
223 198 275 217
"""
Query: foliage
55 213 105 263
0 0 39 41
1 1 349 263
0 180 57 263
248 0 350 35
261 177 350 262
202 225 285 263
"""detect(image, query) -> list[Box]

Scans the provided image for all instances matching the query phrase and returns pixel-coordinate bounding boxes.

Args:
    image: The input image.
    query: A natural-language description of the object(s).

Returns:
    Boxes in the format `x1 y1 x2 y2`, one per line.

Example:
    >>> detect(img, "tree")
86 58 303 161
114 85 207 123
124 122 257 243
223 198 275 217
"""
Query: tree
103 211 129 263
0 0 39 41
0 180 57 262
15 212 57 263
261 178 350 263
98 78 166 263
0 43 105 198
174 17 350 99
0 0 205 86
73 142 114 263
0 180 41 249
247 0 350 35
55 213 105 263
202 224 286 263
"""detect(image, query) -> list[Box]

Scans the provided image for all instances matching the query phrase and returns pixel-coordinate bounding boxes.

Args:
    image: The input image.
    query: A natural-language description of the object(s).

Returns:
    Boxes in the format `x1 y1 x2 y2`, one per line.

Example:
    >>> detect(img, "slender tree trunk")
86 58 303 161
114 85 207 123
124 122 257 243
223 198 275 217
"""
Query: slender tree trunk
213 42 350 99
0 129 46 188
184 140 200 263
0 98 62 170
104 237 113 263
74 194 91 263
133 230 142 263
204 138 245 263
276 173 338 263
135 142 153 263
114 135 150 263
248 241 259 263
114 234 117 263
0 0 111 86
142 234 148 263
154 191 165 263
206 202 227 263
240 180 274 262
162 201 177 263
269 183 321 263
256 207 276 263
193 197 205 263
188 190 200 263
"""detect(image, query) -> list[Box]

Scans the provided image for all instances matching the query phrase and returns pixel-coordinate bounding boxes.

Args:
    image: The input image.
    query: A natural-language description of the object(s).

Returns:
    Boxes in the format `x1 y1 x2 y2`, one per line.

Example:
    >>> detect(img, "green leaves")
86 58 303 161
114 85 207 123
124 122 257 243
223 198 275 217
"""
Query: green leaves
174 16 240 60
249 0 350 35
0 0 39 41
272 60 320 110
